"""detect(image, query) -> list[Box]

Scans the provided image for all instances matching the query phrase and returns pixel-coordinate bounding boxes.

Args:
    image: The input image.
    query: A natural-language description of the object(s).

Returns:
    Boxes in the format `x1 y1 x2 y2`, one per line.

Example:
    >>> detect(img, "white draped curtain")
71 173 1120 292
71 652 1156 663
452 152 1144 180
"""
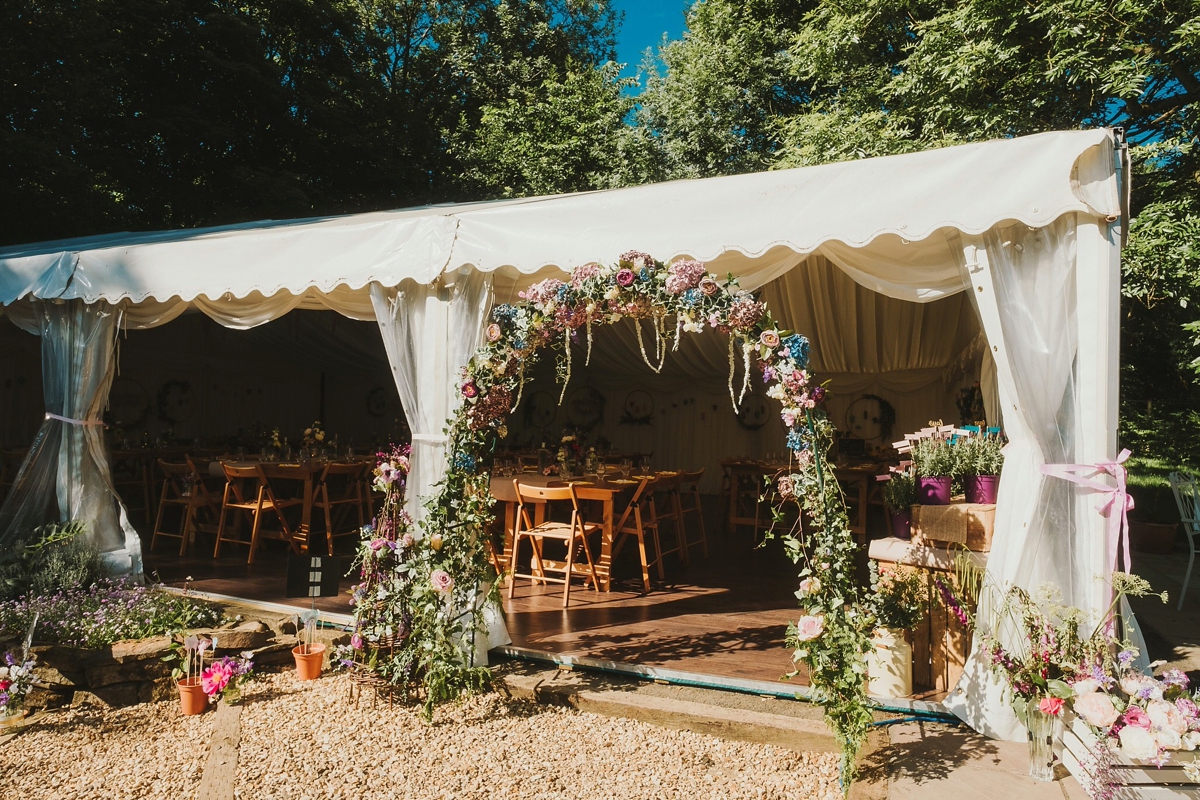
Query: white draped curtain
370 270 492 520
0 300 142 575
943 214 1120 740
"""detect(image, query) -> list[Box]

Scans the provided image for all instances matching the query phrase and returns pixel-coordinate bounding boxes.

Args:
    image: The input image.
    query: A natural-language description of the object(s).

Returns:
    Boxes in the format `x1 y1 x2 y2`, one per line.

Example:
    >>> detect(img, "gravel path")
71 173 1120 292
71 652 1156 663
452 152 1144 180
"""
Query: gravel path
0 699 213 799
0 673 841 799
235 672 841 799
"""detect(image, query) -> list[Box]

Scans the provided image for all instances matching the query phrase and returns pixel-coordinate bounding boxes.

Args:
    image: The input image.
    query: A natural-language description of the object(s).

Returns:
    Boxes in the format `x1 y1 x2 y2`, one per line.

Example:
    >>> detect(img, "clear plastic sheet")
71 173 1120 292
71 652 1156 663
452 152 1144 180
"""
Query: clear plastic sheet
0 300 141 576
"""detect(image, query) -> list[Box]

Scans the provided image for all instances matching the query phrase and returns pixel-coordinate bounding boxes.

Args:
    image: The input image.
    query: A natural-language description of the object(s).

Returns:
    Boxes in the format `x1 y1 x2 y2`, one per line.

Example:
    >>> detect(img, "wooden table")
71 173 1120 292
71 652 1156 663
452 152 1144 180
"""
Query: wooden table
490 473 637 592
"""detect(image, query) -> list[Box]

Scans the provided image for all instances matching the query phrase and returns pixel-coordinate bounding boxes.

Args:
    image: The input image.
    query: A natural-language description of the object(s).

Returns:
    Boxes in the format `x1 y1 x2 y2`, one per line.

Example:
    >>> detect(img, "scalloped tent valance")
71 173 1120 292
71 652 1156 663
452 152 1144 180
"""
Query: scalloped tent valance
0 128 1120 310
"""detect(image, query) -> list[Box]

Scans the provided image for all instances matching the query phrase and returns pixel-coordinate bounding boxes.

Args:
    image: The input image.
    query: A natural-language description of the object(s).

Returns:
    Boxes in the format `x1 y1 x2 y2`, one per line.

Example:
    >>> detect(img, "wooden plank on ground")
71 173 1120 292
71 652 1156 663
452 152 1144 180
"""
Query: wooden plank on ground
197 702 242 800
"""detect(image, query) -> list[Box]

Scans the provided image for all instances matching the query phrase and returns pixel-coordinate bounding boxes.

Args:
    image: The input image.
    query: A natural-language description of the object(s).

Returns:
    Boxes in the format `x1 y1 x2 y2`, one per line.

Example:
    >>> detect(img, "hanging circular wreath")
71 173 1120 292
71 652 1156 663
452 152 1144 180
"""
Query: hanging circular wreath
371 251 877 788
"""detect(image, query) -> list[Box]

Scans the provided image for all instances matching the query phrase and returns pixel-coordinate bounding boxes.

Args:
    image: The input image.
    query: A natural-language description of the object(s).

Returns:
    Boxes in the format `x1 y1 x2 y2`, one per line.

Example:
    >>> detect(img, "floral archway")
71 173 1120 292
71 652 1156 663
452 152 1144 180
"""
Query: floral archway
345 252 874 784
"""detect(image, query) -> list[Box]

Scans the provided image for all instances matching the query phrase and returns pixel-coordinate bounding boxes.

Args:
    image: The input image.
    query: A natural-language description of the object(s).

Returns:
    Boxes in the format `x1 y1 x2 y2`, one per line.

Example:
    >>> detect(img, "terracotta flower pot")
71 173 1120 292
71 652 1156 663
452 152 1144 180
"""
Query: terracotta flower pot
916 476 952 505
963 474 1000 504
177 677 208 716
889 508 912 540
293 643 326 680
1129 521 1178 554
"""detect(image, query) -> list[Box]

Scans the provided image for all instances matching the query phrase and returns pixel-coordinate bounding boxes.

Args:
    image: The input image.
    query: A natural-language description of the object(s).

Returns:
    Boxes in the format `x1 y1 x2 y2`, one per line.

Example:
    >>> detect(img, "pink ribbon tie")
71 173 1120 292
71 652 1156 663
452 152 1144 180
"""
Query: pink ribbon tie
1040 448 1135 576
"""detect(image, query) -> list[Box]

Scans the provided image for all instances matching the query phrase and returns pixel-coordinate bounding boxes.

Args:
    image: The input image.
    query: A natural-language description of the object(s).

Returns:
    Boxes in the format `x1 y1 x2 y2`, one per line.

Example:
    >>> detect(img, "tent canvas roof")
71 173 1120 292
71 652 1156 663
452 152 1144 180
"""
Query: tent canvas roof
0 128 1120 306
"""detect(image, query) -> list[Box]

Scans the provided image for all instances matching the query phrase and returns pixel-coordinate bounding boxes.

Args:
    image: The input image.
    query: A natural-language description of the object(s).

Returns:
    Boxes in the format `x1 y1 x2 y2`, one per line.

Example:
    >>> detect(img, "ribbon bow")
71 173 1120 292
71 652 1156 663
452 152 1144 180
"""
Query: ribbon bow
1040 449 1135 576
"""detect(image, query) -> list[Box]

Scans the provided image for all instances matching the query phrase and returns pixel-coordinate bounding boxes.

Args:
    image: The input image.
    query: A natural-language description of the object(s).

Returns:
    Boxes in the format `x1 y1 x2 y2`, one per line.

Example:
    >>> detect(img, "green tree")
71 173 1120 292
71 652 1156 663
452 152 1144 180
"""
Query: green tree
454 61 657 197
0 0 620 245
642 0 1200 463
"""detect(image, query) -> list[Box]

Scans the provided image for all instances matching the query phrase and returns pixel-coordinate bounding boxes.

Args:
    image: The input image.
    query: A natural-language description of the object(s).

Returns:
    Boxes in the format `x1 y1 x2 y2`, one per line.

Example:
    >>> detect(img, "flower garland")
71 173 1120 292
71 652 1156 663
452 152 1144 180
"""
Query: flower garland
389 251 869 788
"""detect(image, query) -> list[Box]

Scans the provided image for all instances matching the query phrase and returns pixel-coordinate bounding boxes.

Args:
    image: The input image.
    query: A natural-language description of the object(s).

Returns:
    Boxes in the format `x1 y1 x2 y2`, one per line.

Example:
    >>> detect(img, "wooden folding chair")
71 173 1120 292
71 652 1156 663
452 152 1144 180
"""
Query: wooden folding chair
315 462 368 556
212 463 303 564
611 475 666 593
150 460 218 555
508 481 601 608
650 472 688 566
677 469 709 559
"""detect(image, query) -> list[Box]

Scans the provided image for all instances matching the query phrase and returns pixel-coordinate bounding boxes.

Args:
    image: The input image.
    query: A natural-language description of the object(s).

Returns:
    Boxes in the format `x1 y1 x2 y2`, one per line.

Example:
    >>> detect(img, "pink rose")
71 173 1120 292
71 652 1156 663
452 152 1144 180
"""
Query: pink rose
699 277 720 296
794 614 825 642
1038 696 1065 716
430 569 454 596
486 323 502 342
616 268 635 287
1073 691 1120 729
201 662 232 697
760 330 781 348
1148 699 1189 734
1124 705 1152 730
461 381 478 399
777 475 794 498
351 633 364 650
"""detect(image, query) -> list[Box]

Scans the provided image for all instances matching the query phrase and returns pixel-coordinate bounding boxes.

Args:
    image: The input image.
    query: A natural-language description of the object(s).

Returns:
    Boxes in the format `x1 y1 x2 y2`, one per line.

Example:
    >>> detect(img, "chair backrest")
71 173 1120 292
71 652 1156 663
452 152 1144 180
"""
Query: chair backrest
221 462 261 481
514 480 582 532
679 469 704 491
656 472 682 489
1170 472 1200 532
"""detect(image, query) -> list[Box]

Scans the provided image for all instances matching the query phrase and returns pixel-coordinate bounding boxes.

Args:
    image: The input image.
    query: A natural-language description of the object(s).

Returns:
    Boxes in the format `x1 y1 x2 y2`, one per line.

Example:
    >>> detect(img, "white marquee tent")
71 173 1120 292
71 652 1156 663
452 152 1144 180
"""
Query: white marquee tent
0 128 1128 739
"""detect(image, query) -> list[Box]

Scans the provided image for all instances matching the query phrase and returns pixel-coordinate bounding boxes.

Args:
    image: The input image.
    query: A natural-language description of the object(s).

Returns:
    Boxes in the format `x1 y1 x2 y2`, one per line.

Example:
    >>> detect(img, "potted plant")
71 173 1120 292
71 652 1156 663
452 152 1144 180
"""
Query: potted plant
867 567 925 698
0 650 37 728
883 471 915 539
201 652 254 706
911 437 956 505
957 434 1004 504
293 609 325 680
171 635 211 716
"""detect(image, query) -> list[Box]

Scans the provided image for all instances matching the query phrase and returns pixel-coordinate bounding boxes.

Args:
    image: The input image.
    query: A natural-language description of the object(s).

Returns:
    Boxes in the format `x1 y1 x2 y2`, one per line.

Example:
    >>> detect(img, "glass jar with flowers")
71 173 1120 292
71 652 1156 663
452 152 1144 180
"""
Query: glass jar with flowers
201 652 254 705
0 650 37 728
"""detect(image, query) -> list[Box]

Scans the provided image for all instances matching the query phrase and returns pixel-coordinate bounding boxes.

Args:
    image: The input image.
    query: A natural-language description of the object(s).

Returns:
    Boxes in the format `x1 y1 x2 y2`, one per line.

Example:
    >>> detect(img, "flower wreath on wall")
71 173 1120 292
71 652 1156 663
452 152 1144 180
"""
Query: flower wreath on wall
377 251 876 790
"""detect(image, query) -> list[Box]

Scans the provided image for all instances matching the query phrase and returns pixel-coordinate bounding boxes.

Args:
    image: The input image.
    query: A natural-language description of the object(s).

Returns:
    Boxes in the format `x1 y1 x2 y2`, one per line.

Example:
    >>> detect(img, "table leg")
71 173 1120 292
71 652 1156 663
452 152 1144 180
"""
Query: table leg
599 497 613 592
298 476 314 553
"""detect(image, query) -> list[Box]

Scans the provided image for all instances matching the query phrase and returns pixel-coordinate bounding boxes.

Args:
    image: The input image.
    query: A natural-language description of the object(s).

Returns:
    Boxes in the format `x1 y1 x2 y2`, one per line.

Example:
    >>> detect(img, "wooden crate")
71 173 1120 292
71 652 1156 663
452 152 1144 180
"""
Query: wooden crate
878 563 973 693
911 502 996 552
1056 712 1200 798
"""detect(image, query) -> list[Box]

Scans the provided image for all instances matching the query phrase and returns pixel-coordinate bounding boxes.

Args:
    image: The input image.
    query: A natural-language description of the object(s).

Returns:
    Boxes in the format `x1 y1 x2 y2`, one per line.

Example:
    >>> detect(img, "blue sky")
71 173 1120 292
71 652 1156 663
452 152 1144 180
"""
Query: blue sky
611 0 691 79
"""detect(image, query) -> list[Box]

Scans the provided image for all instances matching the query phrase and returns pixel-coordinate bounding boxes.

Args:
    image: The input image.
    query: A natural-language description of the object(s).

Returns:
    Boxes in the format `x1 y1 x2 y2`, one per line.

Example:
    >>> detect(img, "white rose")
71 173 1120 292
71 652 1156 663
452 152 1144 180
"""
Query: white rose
1183 732 1200 751
1072 679 1101 695
1149 700 1189 735
1119 725 1160 760
0 667 8 680
1155 727 1184 751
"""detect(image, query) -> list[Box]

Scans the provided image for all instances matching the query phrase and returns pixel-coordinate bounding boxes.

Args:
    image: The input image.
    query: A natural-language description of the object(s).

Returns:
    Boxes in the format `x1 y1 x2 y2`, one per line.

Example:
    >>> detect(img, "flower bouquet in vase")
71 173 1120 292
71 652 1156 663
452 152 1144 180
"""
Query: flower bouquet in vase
0 652 37 728
867 566 926 698
201 652 254 706
293 610 325 680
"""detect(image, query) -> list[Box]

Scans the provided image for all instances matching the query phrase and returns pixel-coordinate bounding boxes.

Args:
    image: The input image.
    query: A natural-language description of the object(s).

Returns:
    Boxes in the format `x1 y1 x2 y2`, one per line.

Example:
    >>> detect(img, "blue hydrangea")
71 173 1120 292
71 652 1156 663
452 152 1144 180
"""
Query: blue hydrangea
681 288 702 307
452 452 477 472
638 267 651 283
786 429 810 453
782 334 810 367
555 283 570 302
492 304 517 322
512 338 526 350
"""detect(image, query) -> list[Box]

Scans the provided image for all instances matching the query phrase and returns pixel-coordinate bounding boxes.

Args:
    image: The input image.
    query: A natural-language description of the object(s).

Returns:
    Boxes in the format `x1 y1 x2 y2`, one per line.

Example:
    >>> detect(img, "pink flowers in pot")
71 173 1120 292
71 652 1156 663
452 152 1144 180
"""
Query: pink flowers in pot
615 268 636 287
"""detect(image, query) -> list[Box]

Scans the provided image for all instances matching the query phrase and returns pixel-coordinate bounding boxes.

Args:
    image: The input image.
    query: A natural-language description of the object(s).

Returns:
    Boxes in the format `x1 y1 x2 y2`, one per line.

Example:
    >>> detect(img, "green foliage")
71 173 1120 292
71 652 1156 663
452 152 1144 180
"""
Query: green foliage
909 438 956 478
871 566 927 632
954 435 1005 477
0 521 102 602
454 62 658 198
881 472 914 513
0 0 621 245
